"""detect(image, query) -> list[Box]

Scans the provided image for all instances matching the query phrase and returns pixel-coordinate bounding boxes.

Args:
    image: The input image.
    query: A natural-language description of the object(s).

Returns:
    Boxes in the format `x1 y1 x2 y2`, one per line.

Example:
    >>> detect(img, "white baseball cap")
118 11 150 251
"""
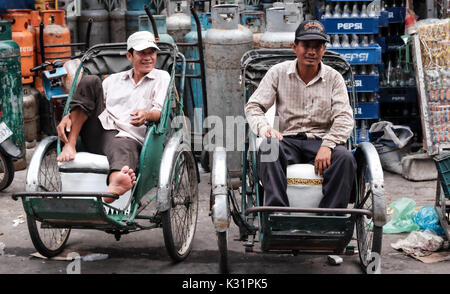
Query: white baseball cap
127 31 160 51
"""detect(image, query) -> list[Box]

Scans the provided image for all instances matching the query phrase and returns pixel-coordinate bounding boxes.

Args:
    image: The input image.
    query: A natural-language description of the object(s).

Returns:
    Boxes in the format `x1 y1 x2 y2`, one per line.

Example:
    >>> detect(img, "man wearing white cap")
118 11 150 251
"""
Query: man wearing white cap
56 31 170 203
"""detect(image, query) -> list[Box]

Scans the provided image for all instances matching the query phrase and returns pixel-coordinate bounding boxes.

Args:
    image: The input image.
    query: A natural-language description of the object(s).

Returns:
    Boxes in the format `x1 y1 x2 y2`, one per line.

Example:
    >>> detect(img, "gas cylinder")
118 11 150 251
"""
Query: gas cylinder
240 10 265 48
82 0 105 10
37 10 72 64
205 4 253 175
125 9 147 38
79 2 110 46
184 12 211 146
138 15 175 44
35 0 58 10
0 21 25 150
110 3 126 43
1 9 36 84
126 0 148 11
258 3 301 49
166 0 191 44
22 84 39 148
64 0 80 46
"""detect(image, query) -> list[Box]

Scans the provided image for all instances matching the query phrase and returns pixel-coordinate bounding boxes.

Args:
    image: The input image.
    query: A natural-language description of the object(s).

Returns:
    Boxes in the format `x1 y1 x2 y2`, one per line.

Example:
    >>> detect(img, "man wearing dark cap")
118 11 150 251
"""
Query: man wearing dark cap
245 20 356 209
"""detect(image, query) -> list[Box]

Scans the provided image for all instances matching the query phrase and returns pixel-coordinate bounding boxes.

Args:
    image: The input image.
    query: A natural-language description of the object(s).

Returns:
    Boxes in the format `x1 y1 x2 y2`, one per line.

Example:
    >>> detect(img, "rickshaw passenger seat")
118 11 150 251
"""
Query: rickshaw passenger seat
57 152 132 211
256 103 324 210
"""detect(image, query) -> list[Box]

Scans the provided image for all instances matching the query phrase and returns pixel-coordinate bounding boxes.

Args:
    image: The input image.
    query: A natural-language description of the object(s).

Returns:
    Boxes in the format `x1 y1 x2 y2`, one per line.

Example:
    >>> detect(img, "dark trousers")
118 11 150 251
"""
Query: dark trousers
258 136 356 208
70 75 141 173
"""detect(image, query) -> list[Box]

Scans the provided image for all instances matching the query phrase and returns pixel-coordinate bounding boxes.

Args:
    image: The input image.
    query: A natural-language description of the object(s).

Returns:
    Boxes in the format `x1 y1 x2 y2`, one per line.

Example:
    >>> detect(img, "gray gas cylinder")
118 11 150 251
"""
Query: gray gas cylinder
205 4 253 175
22 85 39 148
79 3 110 46
82 0 105 10
258 3 302 48
110 5 126 43
166 0 191 44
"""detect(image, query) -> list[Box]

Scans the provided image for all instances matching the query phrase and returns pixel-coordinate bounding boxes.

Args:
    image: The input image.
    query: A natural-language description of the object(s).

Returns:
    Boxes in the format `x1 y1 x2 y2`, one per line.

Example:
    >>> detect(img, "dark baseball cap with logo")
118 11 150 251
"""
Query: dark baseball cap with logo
295 20 329 42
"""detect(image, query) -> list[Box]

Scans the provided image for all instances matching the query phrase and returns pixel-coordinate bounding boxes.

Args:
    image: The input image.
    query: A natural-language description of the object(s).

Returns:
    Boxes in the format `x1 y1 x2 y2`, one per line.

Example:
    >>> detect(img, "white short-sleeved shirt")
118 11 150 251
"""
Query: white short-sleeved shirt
98 68 170 144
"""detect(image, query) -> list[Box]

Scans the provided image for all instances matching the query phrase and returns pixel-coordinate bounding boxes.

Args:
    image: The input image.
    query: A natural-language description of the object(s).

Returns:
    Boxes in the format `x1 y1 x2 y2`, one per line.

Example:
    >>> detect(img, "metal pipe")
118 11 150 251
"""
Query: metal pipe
39 21 45 62
244 206 373 217
144 5 160 41
12 192 120 201
85 18 93 51
191 6 207 117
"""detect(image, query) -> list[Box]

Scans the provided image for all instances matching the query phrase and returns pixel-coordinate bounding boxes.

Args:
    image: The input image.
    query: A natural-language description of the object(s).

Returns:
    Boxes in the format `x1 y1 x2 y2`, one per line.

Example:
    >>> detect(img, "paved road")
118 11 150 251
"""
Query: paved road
0 146 448 276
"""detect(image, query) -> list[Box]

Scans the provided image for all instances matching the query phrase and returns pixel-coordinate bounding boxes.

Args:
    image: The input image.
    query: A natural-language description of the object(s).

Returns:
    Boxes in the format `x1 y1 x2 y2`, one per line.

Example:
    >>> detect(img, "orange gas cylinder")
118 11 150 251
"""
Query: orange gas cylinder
2 9 36 84
36 10 71 64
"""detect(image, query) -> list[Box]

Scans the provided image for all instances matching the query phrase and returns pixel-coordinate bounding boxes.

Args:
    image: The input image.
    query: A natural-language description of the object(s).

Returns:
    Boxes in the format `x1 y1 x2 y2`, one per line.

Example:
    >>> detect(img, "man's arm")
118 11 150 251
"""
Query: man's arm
314 73 354 176
321 73 354 149
244 67 280 138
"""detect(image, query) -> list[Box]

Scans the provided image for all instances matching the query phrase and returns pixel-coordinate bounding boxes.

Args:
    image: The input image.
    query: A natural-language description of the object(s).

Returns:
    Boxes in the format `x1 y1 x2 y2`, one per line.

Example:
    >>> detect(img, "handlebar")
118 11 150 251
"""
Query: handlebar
30 60 65 73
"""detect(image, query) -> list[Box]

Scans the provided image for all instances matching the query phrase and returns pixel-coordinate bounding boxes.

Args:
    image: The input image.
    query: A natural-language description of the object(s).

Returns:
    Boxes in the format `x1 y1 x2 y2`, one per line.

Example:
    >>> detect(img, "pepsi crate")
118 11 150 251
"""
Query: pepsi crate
321 17 379 34
434 153 450 199
348 74 380 92
375 36 386 53
379 11 389 27
387 7 406 23
354 102 379 119
378 86 417 103
328 44 382 65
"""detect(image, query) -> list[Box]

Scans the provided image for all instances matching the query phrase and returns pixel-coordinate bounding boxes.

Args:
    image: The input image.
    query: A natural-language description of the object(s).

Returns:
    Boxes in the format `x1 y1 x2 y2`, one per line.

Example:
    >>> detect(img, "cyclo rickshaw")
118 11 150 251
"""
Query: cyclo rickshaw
210 49 387 273
12 41 199 262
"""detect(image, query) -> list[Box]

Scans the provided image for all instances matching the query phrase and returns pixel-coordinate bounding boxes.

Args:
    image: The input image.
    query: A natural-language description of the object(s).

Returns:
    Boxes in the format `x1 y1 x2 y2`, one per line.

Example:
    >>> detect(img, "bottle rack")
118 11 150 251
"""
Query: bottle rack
377 0 421 144
318 0 383 144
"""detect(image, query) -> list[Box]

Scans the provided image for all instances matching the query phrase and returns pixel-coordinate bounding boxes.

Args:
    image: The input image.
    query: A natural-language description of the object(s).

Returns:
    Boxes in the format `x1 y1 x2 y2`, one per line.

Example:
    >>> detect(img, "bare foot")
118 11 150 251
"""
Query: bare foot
57 144 77 162
104 166 136 203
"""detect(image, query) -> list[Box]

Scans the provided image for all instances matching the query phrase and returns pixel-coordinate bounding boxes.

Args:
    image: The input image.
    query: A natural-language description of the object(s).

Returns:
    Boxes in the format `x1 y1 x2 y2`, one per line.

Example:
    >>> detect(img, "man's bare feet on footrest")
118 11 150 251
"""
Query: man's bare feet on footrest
104 166 137 204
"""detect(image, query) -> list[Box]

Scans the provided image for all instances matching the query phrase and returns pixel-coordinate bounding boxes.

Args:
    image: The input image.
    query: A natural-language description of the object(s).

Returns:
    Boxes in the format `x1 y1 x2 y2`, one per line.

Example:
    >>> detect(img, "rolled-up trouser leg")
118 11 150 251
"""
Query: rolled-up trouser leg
69 75 106 155
319 145 357 208
258 137 301 207
101 130 142 175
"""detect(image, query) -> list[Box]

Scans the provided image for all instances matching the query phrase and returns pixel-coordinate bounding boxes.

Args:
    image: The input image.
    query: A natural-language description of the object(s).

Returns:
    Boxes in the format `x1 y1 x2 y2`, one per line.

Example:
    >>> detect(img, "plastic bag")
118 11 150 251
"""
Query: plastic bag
413 205 445 236
369 121 414 149
383 198 421 234
391 230 444 257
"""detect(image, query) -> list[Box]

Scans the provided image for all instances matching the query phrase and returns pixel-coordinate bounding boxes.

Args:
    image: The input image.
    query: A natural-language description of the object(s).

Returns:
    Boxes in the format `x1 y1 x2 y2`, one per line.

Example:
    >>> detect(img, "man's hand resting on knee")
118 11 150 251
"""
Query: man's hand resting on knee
315 146 331 176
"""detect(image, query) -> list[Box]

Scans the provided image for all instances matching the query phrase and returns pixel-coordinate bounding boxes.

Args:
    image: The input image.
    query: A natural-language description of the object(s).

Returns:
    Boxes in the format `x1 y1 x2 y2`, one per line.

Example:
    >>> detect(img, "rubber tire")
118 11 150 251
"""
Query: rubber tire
26 140 71 257
162 148 199 262
0 151 15 191
217 231 229 274
355 156 383 273
27 216 71 258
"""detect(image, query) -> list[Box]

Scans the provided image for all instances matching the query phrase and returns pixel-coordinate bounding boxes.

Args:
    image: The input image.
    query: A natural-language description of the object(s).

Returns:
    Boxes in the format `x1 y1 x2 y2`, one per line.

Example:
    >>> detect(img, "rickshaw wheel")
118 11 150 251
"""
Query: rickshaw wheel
162 146 199 262
27 140 71 257
0 151 15 191
217 231 229 273
355 156 382 273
